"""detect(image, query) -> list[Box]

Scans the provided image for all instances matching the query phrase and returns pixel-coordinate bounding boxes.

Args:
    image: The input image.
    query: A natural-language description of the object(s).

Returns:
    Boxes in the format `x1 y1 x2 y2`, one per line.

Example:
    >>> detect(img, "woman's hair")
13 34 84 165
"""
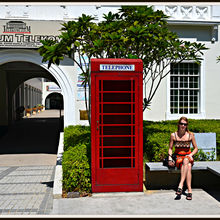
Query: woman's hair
177 116 189 132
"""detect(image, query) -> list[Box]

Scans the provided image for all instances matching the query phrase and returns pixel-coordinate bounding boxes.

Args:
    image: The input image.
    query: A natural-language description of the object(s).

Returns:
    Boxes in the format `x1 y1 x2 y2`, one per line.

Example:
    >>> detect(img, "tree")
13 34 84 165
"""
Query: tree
38 6 208 123
38 14 97 123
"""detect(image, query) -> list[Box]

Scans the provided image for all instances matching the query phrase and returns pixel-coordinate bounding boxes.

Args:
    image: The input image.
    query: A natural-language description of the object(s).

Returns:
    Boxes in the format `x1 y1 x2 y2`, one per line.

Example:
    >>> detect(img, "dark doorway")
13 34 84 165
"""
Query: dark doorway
0 61 61 156
45 93 64 110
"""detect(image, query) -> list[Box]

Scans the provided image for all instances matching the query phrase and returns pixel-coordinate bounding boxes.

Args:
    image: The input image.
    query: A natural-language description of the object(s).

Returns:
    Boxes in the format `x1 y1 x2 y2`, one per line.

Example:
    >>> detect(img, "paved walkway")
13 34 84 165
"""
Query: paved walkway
51 189 220 218
52 189 220 216
0 110 60 215
26 109 64 119
0 165 55 215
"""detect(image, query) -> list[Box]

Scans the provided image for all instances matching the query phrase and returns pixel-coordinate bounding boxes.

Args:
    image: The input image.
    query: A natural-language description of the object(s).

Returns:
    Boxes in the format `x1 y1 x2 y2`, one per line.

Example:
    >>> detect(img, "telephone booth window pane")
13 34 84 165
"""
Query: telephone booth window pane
103 137 134 146
99 138 102 146
103 104 134 113
102 126 134 135
103 115 134 124
100 148 134 157
102 93 134 102
103 80 131 91
101 159 131 168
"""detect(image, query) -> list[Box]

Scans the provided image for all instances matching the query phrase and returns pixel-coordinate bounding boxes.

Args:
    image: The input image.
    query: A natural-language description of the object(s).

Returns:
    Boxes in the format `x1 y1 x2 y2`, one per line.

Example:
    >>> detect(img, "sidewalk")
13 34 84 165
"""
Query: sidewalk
0 110 59 215
51 189 220 216
26 109 64 119
0 165 55 215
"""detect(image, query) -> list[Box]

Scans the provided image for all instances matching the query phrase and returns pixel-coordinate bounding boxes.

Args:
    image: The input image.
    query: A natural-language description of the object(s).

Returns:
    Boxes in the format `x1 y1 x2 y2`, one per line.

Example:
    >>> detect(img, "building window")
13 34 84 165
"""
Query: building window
170 62 200 114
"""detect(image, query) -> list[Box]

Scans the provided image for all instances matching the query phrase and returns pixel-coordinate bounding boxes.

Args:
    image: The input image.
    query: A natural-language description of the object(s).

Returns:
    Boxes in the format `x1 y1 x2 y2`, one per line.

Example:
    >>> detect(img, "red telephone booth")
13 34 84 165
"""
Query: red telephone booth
91 59 143 192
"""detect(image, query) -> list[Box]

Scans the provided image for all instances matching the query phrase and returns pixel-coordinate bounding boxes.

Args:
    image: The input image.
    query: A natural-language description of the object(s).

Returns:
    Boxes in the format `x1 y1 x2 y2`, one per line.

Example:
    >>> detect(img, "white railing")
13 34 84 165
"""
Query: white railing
154 5 220 22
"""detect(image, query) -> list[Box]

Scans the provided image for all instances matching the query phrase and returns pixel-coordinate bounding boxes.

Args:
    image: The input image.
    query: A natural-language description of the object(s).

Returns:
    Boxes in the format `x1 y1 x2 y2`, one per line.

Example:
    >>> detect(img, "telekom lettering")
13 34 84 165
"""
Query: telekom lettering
100 64 135 71
0 20 62 48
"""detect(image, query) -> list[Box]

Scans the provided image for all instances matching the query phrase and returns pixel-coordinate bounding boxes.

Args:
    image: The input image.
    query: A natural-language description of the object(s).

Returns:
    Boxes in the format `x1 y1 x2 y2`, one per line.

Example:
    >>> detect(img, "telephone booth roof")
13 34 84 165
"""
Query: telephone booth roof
91 58 143 73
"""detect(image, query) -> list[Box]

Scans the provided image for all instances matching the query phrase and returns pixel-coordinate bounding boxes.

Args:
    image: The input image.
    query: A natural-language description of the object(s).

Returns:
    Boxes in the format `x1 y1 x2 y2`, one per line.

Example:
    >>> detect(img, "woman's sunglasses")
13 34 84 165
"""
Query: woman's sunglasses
179 122 188 126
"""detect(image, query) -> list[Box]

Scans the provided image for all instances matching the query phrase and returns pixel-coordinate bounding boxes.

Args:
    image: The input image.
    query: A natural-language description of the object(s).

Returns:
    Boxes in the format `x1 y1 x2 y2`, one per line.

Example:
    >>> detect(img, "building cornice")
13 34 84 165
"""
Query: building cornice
168 20 220 26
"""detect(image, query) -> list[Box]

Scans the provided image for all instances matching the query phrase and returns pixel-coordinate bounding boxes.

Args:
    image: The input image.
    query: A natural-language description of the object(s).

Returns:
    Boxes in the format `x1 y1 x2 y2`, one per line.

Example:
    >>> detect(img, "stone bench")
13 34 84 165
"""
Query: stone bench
145 161 220 190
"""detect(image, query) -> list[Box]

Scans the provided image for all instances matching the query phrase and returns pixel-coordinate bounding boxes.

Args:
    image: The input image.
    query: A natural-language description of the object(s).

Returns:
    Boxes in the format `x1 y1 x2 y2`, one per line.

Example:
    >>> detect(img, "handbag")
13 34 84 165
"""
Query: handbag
163 154 176 168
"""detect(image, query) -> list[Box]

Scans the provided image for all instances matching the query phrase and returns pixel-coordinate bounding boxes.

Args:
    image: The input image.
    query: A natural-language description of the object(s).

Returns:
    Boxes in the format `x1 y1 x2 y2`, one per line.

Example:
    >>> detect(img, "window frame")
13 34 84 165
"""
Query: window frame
166 59 205 120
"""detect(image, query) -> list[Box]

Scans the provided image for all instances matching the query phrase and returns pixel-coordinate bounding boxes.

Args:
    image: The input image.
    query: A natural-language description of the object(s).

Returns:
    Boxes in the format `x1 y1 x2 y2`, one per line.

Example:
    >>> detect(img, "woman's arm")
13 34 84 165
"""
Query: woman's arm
168 133 174 159
168 134 175 167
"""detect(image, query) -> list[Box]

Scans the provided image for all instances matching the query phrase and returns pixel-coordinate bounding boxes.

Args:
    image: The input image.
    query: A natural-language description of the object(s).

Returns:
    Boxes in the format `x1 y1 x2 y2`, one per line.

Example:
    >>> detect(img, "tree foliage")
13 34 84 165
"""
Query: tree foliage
38 6 208 122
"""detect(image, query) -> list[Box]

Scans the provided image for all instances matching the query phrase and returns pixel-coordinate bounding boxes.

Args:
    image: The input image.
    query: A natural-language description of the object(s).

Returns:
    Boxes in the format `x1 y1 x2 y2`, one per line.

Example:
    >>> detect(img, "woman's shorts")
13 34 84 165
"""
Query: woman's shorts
176 155 194 169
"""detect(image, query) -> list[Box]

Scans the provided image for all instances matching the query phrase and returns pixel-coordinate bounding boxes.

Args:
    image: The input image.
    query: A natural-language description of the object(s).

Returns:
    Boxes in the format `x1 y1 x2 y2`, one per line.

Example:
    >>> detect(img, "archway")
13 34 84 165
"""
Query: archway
45 93 64 110
0 49 76 127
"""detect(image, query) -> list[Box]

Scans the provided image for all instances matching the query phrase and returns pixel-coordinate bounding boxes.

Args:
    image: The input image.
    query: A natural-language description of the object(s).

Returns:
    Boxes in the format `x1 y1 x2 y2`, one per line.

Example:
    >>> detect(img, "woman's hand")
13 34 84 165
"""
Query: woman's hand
186 154 194 163
188 154 193 159
168 160 175 167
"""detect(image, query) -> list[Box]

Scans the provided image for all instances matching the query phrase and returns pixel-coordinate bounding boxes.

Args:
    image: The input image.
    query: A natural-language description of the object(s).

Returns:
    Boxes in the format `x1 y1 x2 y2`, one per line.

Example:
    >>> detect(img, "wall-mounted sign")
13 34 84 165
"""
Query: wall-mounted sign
100 64 135 71
46 85 61 92
0 20 62 48
76 55 89 101
77 83 89 101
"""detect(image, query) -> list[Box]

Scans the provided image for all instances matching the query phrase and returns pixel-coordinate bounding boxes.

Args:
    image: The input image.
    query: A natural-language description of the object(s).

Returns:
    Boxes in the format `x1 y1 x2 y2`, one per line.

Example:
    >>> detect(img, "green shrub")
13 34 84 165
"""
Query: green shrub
63 125 91 193
62 144 91 193
143 119 220 162
193 149 215 161
143 120 176 162
64 125 91 151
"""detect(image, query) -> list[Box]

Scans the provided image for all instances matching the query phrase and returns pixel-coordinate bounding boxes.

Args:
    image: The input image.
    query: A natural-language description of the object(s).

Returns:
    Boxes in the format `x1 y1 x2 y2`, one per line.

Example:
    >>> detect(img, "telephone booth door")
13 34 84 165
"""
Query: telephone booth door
91 59 143 192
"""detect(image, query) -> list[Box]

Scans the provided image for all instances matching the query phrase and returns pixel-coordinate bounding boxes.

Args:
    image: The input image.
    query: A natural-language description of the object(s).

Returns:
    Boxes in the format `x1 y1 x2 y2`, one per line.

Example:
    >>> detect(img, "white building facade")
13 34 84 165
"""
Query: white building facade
148 4 220 121
0 3 220 130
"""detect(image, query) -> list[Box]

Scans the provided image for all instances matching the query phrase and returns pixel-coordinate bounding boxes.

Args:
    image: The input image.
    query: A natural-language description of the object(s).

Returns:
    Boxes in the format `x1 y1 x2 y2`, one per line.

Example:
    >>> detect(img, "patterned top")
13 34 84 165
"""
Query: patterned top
173 132 192 155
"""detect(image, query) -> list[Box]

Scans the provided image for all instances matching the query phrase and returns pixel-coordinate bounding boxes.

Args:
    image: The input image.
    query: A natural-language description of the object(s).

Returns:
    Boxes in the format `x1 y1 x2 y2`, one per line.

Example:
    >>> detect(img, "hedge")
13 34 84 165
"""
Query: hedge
63 125 91 151
143 119 220 162
62 144 91 193
62 125 91 194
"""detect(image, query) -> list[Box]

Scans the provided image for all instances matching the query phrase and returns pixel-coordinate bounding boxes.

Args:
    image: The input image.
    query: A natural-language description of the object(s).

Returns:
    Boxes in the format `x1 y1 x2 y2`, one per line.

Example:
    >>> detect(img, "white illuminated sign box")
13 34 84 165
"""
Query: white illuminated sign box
100 64 135 71
46 85 61 92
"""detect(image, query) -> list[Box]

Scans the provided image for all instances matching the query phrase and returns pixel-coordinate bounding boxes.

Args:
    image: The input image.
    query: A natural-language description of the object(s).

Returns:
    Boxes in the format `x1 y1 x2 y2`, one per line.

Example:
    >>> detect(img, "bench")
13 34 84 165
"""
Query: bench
145 161 220 190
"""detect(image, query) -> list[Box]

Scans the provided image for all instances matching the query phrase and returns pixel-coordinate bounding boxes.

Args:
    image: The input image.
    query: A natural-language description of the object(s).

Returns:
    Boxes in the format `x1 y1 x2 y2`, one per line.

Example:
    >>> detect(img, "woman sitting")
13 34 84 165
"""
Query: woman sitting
168 116 198 200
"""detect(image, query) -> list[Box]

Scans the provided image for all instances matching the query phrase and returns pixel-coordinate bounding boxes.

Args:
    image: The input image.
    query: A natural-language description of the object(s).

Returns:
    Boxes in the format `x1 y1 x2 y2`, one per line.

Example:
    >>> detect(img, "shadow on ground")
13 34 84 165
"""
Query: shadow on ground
0 117 61 154
41 181 54 188
204 187 220 203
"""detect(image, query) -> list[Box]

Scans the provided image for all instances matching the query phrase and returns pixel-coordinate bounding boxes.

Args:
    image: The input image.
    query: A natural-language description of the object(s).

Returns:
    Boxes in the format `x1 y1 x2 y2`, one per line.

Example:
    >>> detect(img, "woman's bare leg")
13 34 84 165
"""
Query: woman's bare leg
186 163 192 193
178 158 189 189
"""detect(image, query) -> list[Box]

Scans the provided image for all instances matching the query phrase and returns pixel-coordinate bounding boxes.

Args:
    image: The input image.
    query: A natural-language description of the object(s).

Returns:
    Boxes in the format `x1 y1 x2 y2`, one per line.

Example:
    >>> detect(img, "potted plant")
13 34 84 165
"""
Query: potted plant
32 106 37 115
37 104 42 113
25 106 32 117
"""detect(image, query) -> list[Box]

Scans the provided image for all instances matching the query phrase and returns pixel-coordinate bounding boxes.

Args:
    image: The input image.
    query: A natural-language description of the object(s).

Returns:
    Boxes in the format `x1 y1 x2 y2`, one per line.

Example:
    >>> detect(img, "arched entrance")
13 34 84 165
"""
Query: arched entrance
0 49 76 128
45 93 64 110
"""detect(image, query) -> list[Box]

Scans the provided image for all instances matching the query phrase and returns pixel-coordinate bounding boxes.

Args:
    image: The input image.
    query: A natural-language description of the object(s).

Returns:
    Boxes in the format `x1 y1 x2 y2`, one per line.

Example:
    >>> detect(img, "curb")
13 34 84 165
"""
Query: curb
53 132 64 199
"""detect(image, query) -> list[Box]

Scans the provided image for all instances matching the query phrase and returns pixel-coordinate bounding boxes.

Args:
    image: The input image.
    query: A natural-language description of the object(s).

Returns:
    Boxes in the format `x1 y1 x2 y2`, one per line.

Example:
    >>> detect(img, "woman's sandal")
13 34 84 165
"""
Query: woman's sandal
176 187 183 195
186 193 192 200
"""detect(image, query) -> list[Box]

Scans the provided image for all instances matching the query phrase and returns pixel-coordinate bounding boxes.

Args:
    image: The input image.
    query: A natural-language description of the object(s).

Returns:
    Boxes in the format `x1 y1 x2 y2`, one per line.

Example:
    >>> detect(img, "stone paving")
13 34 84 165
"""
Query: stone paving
0 110 61 215
0 165 55 215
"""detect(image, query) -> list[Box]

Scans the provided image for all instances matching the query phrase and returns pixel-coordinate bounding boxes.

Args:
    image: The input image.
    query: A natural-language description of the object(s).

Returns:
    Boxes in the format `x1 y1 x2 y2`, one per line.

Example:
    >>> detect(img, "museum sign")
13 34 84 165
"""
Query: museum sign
0 20 62 48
